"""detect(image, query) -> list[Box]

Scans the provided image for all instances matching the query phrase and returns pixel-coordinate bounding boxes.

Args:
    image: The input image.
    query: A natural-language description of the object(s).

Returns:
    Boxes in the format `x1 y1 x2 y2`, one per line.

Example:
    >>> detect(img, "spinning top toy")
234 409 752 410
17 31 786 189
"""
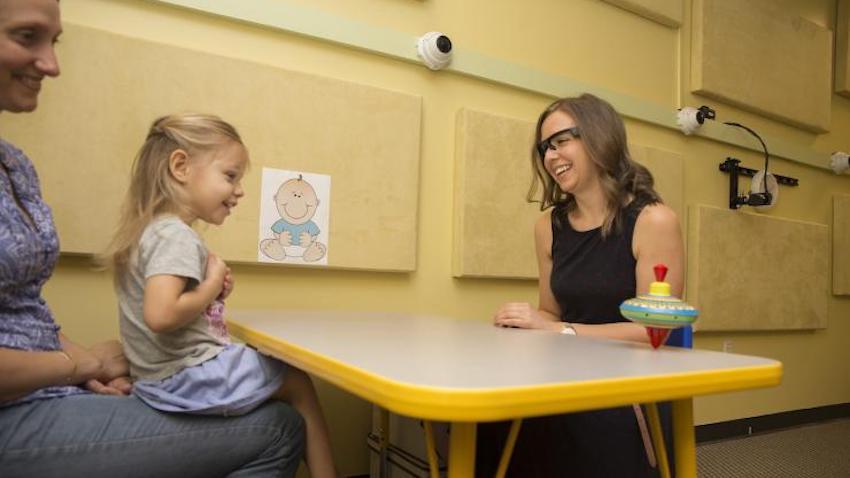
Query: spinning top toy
619 264 698 349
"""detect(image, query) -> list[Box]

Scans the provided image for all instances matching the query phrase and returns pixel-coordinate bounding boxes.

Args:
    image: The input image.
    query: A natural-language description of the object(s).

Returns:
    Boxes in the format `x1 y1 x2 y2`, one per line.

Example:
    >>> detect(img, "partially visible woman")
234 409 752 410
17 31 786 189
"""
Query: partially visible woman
481 94 684 477
0 1 304 476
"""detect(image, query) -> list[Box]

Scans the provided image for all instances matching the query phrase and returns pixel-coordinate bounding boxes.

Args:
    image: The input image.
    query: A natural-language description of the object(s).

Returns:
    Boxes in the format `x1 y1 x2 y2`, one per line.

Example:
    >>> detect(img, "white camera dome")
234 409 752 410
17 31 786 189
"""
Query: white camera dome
417 32 453 70
830 152 849 174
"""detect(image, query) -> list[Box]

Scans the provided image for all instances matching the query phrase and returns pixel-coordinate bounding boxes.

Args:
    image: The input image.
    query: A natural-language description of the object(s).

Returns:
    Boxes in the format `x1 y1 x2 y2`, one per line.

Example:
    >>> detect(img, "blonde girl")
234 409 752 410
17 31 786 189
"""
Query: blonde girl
106 113 337 478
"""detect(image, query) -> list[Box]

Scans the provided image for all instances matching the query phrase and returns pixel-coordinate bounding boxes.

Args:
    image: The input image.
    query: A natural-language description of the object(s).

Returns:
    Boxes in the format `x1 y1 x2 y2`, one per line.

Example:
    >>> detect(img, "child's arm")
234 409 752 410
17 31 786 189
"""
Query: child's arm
143 253 228 333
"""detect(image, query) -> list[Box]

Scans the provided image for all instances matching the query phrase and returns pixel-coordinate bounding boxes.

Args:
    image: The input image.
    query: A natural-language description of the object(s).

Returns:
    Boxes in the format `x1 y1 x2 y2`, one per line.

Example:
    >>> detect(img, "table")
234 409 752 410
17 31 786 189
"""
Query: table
227 310 782 477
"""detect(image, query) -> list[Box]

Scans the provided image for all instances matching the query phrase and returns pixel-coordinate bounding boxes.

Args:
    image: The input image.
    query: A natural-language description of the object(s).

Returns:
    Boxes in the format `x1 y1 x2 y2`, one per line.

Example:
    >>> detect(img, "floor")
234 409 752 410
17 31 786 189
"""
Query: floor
697 418 850 478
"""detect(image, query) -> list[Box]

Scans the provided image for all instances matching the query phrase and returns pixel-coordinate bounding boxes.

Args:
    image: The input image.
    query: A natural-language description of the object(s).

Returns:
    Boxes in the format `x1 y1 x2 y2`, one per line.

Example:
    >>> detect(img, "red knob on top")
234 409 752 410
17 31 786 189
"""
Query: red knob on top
653 264 668 282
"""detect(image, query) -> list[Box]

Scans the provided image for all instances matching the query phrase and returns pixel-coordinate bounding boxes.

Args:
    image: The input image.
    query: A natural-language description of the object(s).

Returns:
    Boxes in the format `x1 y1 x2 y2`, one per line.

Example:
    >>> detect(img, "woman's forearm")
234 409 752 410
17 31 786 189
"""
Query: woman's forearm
570 322 649 342
0 347 76 403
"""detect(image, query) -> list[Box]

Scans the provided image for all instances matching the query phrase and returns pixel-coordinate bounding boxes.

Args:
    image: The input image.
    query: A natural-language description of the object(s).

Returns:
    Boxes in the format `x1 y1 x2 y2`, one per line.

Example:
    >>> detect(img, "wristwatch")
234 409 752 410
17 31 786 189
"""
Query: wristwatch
559 323 577 335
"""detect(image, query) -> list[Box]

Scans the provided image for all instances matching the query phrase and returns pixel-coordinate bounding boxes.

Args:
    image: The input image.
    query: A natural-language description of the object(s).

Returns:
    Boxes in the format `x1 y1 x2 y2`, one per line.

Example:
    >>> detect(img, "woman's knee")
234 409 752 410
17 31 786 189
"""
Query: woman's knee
257 400 306 439
253 401 306 461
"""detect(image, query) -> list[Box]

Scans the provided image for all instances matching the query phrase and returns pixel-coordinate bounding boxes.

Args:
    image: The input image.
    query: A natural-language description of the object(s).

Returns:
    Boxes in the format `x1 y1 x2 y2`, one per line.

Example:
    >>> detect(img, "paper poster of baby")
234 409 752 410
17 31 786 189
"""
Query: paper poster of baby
258 168 330 265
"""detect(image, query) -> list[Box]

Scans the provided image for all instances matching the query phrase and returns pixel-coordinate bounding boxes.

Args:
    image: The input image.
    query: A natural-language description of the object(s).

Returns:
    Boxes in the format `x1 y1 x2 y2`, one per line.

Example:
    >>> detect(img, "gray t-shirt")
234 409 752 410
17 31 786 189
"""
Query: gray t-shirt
117 215 225 381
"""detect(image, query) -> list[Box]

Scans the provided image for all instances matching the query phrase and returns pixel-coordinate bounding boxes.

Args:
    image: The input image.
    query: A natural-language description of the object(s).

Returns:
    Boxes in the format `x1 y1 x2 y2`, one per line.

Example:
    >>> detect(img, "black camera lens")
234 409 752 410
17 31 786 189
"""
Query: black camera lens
436 35 452 53
746 192 771 206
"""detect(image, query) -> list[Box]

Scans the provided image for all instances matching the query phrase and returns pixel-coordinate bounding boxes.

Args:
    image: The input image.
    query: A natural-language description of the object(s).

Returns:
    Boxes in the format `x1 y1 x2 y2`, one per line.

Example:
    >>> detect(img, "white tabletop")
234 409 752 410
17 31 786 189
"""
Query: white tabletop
228 310 782 421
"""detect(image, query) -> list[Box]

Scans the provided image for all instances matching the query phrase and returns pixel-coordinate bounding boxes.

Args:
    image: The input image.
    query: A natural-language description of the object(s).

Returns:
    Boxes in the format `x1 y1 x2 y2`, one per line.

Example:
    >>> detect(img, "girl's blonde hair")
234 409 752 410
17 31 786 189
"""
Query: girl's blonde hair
103 113 244 277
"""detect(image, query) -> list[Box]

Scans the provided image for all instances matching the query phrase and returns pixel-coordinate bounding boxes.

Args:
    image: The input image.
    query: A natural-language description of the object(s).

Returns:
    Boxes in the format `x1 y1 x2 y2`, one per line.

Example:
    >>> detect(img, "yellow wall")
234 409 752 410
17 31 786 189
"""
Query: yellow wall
36 0 850 475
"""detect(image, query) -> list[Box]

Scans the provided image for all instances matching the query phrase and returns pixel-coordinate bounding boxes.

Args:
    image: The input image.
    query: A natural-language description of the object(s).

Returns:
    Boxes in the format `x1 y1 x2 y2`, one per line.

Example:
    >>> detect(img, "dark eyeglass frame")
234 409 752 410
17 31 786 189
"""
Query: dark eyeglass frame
536 126 580 158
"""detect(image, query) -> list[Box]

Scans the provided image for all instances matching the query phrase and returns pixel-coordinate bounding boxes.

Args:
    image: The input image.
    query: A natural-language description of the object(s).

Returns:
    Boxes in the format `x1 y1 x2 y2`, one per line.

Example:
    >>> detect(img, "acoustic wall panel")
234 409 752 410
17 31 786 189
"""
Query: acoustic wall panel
691 0 832 132
0 24 422 271
688 205 828 331
453 110 540 279
601 0 682 28
834 195 850 295
837 0 850 98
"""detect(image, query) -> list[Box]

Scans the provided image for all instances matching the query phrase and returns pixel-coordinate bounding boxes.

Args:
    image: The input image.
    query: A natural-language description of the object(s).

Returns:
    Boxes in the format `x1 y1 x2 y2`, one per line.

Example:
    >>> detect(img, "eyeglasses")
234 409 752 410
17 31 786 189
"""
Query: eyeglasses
536 126 580 158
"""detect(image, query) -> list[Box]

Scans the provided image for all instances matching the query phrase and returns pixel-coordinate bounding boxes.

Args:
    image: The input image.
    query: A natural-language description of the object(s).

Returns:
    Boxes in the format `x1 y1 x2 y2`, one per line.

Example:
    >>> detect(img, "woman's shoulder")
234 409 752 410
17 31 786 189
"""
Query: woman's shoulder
634 203 680 234
534 209 554 236
0 139 43 195
0 139 34 171
0 138 23 156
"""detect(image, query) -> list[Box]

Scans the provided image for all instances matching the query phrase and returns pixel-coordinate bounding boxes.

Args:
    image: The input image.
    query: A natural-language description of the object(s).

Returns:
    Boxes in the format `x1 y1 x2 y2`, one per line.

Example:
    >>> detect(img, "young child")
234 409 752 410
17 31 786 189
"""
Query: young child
105 113 337 478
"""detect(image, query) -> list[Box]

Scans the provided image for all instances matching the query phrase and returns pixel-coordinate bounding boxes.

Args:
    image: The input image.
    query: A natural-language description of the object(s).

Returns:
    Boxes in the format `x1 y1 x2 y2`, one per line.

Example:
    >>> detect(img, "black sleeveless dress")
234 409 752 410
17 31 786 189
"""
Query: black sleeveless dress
476 201 671 478
550 201 640 325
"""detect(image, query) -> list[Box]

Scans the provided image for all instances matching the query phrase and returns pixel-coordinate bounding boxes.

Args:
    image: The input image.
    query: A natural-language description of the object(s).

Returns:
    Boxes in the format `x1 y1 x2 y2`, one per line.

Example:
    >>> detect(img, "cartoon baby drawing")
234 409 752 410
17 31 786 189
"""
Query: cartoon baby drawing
259 175 327 262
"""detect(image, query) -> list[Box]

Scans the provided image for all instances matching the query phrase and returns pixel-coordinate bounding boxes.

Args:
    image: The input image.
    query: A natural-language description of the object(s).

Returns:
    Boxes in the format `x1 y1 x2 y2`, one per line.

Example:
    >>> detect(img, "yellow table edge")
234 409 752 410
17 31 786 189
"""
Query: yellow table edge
230 320 782 422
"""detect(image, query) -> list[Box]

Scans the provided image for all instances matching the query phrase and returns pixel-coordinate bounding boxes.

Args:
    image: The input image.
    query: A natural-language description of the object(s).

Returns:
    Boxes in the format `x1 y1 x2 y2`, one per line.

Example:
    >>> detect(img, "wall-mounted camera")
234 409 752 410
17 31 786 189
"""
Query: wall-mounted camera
719 158 798 210
676 105 716 135
416 32 452 70
830 152 850 174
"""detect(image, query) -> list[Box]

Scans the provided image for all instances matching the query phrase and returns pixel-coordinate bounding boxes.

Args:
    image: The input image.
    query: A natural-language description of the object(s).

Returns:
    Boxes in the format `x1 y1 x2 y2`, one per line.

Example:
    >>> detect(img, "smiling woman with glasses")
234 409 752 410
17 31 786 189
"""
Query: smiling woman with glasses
482 93 685 477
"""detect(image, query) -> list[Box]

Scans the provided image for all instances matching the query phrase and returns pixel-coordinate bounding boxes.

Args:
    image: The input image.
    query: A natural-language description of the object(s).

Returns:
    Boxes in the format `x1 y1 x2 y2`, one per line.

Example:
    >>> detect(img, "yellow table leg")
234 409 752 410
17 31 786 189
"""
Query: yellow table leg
672 398 697 478
448 422 477 478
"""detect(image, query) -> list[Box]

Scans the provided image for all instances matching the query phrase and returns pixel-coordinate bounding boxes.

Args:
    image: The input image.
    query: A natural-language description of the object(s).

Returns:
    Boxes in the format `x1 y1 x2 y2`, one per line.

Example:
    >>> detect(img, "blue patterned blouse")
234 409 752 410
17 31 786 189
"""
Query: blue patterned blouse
0 138 85 406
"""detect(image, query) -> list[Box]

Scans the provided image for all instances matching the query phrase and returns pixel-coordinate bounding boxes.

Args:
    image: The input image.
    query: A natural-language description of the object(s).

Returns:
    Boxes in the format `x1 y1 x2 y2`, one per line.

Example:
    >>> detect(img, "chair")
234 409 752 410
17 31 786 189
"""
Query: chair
667 325 693 348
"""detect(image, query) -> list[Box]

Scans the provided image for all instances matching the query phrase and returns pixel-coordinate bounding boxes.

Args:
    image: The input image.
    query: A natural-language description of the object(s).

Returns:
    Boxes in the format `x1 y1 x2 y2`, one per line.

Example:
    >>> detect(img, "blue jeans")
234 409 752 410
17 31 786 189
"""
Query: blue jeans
0 394 305 477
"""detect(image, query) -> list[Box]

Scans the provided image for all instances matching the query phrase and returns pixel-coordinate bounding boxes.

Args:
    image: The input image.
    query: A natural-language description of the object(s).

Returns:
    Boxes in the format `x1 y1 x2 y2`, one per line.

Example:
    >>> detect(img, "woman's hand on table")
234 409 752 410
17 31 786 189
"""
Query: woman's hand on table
493 302 561 332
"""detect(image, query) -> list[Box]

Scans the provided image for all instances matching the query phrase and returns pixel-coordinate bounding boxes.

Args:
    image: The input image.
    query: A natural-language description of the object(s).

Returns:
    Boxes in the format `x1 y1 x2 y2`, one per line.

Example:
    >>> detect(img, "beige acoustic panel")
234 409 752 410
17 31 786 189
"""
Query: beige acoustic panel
837 0 850 97
601 0 682 28
691 0 832 132
834 195 850 295
452 109 685 279
453 110 540 279
0 24 421 271
688 205 828 331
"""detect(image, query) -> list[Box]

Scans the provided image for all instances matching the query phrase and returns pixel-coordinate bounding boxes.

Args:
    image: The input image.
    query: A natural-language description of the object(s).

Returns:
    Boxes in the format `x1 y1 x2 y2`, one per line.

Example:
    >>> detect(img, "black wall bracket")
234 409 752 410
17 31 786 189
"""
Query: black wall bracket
719 158 799 209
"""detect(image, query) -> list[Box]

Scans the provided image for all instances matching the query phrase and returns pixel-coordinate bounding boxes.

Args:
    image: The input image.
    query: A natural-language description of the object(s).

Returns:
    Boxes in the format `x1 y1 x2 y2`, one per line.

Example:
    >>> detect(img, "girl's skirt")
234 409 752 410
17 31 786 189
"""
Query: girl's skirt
133 344 286 416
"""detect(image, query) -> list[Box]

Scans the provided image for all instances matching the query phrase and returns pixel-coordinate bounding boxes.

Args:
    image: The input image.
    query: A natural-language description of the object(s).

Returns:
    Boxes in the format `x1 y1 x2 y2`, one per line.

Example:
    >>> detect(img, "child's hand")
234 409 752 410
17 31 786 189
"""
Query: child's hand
299 231 313 246
206 253 228 294
220 269 234 300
